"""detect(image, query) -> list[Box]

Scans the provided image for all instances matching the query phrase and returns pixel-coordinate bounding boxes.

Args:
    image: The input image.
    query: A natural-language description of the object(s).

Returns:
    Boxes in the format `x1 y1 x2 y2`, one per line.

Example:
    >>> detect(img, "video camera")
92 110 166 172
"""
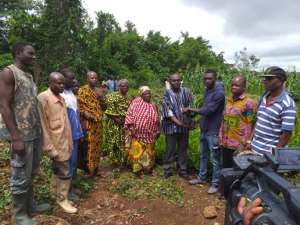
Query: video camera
219 148 300 225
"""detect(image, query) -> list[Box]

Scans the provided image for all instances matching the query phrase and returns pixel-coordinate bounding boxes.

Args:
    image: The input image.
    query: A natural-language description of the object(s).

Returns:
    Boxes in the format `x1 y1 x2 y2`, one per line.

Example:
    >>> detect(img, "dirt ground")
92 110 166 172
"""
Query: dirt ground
0 163 225 225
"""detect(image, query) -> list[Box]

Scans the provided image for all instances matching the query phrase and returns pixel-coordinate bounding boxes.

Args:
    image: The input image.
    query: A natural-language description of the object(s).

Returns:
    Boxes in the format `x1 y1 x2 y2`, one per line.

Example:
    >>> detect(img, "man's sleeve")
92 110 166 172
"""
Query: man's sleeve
198 91 225 116
161 93 173 119
281 102 297 132
37 99 54 152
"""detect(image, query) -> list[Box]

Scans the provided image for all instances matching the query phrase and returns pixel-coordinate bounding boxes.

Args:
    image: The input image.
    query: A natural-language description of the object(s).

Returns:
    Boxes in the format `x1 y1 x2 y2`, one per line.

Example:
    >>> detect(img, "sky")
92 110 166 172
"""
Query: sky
84 0 300 70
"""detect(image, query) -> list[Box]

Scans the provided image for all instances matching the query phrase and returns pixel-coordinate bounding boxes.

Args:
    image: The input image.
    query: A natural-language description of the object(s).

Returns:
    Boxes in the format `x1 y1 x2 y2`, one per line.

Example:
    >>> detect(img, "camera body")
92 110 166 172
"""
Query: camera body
220 149 300 225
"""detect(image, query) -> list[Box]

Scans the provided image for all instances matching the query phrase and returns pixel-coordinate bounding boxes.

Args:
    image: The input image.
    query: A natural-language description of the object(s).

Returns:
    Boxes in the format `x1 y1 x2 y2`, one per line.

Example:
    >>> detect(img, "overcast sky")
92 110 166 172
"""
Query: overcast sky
84 0 300 70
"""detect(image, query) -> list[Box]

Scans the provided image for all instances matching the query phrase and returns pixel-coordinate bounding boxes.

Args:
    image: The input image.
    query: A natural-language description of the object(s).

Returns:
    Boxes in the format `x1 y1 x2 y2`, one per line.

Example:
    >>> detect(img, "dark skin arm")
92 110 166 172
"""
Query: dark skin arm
0 68 25 155
277 131 292 148
170 116 191 128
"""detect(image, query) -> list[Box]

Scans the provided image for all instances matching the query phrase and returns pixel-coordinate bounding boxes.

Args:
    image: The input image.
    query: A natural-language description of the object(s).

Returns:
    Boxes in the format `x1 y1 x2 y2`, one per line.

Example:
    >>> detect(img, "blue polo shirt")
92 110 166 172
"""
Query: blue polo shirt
251 90 296 155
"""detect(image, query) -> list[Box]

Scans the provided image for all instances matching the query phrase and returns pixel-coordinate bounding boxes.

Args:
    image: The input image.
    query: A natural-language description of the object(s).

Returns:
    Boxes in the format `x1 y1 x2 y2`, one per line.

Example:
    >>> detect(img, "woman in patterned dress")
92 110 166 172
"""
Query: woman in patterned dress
124 86 160 177
104 79 130 167
77 71 102 176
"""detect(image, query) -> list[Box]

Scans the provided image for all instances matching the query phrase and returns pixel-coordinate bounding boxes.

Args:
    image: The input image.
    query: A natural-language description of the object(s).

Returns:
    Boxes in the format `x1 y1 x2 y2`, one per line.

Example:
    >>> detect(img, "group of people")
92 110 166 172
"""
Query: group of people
0 42 297 225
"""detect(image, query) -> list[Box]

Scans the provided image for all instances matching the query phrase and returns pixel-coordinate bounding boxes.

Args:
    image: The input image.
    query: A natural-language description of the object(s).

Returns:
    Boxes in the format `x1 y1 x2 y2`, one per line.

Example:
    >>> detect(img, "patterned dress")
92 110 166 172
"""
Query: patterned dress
124 97 160 173
77 85 102 173
104 92 130 166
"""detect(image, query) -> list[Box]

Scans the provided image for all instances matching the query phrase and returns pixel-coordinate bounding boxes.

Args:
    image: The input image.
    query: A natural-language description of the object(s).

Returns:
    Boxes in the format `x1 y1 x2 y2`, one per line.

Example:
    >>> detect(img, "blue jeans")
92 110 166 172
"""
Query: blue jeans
69 139 79 177
198 133 221 186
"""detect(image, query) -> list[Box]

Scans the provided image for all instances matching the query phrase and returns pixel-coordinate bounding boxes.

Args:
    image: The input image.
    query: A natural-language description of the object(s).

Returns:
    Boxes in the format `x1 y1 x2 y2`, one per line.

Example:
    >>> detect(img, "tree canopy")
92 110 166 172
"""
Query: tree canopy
1 0 231 88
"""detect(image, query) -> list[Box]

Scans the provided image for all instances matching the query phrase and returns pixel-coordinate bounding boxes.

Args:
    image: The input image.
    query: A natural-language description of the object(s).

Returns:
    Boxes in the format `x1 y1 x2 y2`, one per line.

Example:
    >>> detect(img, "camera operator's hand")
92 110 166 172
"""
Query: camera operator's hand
237 197 264 225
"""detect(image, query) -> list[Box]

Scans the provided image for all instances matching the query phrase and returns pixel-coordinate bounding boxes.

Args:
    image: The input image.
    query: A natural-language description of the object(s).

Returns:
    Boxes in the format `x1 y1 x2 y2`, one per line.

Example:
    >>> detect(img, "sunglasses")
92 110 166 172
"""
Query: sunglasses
263 76 277 81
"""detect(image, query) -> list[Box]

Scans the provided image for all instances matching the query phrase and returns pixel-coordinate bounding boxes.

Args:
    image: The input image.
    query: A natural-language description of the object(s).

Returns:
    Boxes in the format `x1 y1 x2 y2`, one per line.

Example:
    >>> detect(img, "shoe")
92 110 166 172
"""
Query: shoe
57 199 78 214
189 177 207 185
56 178 78 214
164 173 173 179
178 173 191 180
68 191 80 202
207 185 218 194
28 184 51 214
12 193 37 225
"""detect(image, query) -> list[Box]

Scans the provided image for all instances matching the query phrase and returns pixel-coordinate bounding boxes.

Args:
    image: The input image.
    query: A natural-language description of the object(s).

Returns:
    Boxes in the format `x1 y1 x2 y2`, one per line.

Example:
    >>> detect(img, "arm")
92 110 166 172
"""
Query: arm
277 132 292 148
197 91 225 116
277 103 297 147
183 92 225 115
0 69 24 155
37 99 58 158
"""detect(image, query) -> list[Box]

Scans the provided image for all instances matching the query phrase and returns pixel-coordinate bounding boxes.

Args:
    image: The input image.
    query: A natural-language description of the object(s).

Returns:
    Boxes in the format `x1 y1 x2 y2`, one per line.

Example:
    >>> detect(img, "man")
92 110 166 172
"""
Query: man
37 72 78 214
185 69 225 194
0 42 49 225
251 66 296 155
219 75 257 168
106 75 116 92
60 68 83 200
161 73 193 179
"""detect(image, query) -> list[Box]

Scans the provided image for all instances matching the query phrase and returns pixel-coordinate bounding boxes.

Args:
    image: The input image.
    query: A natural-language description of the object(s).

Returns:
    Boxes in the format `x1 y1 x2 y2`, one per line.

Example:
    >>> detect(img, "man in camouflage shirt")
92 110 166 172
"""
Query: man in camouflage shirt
0 42 49 225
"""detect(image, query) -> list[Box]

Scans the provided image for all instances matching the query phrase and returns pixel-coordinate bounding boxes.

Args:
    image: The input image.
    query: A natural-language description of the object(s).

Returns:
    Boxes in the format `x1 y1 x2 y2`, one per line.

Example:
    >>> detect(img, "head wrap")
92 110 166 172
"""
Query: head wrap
139 86 151 95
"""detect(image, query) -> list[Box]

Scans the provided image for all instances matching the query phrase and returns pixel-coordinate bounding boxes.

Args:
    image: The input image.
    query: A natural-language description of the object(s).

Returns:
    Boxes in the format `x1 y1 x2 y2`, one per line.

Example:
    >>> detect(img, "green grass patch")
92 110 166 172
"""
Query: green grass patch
109 167 184 206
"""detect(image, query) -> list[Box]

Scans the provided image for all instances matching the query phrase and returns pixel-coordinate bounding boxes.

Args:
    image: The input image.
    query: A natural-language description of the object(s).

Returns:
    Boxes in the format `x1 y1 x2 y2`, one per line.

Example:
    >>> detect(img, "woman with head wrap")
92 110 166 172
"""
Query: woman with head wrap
124 86 160 177
104 79 130 166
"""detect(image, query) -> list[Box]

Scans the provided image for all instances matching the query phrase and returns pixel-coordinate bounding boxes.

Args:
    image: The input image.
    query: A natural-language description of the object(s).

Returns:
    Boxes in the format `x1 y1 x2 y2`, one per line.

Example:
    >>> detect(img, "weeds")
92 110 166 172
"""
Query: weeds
110 169 184 206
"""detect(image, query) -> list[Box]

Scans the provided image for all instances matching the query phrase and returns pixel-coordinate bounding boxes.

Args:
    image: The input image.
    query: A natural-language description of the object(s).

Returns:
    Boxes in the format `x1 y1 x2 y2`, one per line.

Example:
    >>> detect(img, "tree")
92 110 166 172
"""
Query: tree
234 47 260 71
95 11 120 45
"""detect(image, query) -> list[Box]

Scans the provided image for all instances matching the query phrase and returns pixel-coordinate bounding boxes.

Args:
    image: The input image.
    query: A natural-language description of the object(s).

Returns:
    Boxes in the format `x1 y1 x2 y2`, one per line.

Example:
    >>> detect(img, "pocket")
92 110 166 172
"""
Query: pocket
49 118 62 130
211 135 219 150
11 158 26 183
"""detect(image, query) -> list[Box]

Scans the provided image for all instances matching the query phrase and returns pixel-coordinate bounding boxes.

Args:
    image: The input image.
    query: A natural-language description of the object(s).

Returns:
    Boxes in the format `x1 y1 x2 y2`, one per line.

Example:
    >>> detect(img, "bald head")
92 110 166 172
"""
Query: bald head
231 75 246 98
232 75 246 88
86 71 97 88
49 72 65 95
49 72 63 82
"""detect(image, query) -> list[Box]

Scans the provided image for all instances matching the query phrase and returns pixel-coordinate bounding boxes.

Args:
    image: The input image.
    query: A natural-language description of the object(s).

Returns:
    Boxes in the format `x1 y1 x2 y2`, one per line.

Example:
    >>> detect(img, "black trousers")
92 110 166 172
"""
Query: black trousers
222 147 235 168
163 133 189 175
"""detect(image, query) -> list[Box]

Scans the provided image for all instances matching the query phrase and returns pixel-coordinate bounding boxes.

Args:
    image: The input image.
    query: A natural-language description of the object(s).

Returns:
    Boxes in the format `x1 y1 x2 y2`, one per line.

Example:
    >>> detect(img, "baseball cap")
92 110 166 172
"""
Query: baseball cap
261 66 287 81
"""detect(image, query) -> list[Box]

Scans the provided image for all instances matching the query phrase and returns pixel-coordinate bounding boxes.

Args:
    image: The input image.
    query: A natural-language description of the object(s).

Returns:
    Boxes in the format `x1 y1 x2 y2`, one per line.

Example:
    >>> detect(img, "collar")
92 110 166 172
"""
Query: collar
263 90 286 103
228 93 246 102
47 88 64 104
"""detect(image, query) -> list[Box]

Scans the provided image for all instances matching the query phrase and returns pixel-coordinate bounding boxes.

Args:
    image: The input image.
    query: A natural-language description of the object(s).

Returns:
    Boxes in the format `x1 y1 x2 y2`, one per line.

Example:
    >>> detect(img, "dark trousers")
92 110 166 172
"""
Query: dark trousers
163 133 189 175
222 147 235 168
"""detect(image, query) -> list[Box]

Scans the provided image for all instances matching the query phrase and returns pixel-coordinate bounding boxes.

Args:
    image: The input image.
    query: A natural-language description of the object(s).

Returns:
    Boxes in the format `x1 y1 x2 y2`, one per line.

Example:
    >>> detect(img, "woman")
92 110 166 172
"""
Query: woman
124 86 160 176
104 79 130 167
77 71 102 176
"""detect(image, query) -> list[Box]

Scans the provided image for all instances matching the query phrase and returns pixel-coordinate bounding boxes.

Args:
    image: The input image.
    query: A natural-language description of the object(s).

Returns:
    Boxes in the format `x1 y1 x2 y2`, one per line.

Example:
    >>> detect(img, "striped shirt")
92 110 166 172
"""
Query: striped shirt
251 90 296 155
161 87 193 134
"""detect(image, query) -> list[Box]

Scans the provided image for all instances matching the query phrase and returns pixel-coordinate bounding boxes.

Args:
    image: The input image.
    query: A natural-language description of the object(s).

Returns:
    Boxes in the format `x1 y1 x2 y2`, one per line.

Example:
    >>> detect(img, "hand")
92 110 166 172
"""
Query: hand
155 132 160 140
237 197 264 225
84 112 94 121
47 149 59 159
114 117 125 125
12 138 25 155
182 107 190 113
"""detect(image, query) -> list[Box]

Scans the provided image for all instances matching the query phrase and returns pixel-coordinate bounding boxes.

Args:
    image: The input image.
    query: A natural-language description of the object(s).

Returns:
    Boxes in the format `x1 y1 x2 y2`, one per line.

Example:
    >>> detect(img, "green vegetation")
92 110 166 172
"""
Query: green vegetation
0 0 300 213
109 168 184 206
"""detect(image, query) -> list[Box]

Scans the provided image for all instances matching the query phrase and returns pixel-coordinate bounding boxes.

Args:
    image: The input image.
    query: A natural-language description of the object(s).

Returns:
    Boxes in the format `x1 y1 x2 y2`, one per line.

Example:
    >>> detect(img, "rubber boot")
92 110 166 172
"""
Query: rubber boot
56 178 78 214
12 193 37 225
27 184 51 215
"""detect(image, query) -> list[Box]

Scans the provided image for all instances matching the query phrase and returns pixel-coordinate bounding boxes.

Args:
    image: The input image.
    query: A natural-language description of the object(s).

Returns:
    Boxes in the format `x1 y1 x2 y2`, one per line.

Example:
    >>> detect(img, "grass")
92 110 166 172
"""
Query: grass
109 167 184 206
